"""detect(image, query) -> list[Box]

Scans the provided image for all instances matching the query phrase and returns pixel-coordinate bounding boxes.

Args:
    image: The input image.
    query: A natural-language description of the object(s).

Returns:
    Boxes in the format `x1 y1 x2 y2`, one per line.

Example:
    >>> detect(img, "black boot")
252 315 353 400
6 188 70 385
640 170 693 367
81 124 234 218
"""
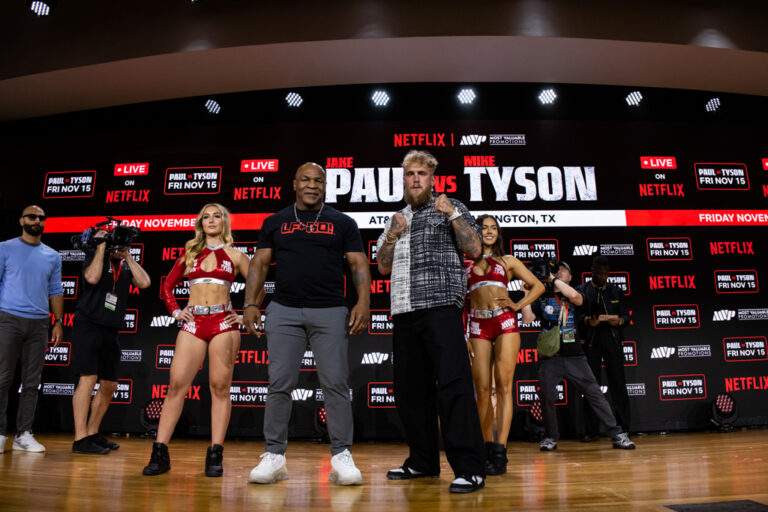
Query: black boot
486 442 508 476
205 444 224 477
142 442 171 476
483 442 496 475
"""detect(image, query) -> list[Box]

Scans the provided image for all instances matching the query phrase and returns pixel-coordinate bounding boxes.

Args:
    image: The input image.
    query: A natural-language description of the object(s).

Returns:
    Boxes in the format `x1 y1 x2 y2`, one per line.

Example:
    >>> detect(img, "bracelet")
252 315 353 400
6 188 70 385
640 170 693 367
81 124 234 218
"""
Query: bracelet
172 309 182 320
384 232 399 244
243 303 259 308
448 210 462 221
53 318 63 324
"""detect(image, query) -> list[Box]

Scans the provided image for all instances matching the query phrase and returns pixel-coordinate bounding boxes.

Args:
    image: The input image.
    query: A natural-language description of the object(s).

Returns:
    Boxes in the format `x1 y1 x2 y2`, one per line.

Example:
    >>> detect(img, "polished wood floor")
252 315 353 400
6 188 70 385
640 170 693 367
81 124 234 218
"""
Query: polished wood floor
1 430 768 511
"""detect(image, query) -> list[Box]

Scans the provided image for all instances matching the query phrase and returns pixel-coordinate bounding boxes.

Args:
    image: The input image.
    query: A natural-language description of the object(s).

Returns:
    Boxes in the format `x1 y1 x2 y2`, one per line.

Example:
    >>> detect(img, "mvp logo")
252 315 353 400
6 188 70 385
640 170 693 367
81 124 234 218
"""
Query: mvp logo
650 347 676 359
291 389 314 401
361 352 390 364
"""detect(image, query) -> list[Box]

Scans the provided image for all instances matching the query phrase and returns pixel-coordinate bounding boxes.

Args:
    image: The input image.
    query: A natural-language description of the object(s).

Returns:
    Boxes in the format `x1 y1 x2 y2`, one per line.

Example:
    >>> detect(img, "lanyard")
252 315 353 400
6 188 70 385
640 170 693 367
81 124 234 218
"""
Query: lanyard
110 260 122 293
554 295 568 328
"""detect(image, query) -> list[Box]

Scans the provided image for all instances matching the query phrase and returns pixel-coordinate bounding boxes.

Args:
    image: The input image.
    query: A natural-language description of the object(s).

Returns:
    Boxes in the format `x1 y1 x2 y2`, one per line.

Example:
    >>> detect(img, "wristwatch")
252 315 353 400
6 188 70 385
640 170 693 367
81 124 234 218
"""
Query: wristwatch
53 317 63 324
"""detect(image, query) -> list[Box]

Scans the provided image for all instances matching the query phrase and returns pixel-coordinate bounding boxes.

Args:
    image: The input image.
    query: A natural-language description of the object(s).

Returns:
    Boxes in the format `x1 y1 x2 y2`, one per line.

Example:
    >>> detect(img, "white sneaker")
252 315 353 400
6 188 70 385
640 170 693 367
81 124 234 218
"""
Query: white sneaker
248 452 288 484
0 434 7 453
329 449 363 485
13 431 45 452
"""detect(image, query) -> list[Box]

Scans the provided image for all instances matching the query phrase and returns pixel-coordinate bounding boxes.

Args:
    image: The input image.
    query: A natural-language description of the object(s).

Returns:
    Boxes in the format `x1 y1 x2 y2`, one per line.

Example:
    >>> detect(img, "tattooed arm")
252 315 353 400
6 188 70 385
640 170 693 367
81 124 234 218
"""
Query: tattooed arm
377 212 407 275
434 194 481 259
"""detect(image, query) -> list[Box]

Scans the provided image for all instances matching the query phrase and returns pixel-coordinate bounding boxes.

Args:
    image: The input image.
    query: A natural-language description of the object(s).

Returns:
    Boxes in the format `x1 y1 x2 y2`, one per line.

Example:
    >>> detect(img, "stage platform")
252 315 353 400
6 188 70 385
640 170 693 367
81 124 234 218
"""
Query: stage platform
2 430 767 511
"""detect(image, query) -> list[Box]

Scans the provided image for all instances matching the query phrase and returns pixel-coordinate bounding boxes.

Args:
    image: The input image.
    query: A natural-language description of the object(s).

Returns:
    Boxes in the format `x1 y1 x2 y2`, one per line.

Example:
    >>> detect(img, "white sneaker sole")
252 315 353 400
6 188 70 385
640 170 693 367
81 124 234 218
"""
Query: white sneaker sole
329 469 363 486
12 444 45 453
248 466 288 484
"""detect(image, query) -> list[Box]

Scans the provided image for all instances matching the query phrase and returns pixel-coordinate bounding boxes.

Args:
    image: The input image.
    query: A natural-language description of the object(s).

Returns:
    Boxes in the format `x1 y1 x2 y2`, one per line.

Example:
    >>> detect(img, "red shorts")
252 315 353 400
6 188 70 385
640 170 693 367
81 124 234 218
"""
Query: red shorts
181 312 239 342
468 310 519 341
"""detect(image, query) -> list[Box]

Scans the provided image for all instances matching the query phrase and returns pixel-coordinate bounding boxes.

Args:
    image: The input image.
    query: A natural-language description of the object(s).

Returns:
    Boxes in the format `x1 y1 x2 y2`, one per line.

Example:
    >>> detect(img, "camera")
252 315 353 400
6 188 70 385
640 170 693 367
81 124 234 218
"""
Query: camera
527 259 558 295
71 217 140 253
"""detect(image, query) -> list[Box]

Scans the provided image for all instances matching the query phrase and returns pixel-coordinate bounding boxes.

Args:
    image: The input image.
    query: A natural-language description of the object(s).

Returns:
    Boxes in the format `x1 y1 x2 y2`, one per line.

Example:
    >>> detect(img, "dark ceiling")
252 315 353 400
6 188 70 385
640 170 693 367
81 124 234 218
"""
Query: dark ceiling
2 0 767 120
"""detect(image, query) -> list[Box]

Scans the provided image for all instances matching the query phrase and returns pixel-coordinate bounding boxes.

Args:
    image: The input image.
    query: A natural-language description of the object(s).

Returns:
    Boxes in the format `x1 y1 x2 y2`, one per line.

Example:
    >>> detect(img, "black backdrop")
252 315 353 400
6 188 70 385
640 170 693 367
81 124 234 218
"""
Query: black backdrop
1 83 767 439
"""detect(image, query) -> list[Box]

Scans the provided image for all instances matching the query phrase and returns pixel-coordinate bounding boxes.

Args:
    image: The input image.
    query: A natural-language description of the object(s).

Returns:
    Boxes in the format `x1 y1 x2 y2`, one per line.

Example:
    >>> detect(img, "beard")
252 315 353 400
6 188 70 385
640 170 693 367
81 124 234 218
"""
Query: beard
405 187 431 209
22 223 43 236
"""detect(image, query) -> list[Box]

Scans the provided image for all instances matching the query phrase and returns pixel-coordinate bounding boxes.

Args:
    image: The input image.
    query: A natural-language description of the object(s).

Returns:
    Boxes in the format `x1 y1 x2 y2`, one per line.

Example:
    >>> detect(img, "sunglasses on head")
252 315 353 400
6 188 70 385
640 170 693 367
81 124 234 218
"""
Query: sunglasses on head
23 214 47 221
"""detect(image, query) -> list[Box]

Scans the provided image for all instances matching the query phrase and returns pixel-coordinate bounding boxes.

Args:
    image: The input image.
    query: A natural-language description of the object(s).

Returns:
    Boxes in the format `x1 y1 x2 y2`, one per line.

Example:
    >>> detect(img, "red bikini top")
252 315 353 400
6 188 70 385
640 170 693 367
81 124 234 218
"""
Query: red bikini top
160 247 236 315
465 256 509 293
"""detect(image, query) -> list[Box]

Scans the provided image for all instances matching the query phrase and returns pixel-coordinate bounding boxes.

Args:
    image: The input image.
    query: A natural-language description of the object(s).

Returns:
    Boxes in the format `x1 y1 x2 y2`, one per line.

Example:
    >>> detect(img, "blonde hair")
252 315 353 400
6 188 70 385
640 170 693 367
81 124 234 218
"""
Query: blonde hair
183 203 234 269
402 150 438 173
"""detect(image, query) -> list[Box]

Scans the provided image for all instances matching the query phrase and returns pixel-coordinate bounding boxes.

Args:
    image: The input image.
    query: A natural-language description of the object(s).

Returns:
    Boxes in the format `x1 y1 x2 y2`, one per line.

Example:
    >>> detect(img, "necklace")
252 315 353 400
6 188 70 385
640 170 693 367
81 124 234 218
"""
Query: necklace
207 242 225 250
294 202 324 233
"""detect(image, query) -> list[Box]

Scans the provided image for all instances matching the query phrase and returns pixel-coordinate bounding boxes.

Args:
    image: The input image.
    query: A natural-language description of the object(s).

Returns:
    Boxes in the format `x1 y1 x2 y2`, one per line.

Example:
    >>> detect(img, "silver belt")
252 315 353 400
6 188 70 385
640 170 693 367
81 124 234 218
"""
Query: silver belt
190 303 230 315
469 307 506 319
189 277 232 287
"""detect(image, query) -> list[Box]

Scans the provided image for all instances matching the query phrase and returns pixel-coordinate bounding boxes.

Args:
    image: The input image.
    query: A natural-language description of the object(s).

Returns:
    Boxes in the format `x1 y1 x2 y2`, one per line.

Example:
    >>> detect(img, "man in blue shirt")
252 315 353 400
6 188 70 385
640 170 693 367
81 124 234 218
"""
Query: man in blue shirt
0 205 64 453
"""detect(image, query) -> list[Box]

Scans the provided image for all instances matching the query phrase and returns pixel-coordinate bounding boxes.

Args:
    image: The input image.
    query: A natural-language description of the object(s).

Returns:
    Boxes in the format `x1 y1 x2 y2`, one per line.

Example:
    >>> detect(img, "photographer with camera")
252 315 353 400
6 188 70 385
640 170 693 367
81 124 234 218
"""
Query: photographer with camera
520 260 634 452
71 225 150 454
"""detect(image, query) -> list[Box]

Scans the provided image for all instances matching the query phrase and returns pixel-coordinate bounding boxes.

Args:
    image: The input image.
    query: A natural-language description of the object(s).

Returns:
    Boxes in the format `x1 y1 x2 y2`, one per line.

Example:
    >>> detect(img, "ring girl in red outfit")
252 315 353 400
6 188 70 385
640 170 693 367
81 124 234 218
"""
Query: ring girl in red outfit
465 215 544 475
143 203 260 477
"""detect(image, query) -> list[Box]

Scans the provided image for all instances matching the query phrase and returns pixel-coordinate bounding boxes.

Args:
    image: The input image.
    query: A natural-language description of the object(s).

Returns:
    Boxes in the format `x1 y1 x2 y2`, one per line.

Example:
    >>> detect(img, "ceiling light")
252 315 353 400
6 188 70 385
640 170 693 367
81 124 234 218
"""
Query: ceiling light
204 99 221 115
371 90 390 107
538 88 557 105
626 91 643 106
705 97 721 112
285 92 303 108
457 88 476 105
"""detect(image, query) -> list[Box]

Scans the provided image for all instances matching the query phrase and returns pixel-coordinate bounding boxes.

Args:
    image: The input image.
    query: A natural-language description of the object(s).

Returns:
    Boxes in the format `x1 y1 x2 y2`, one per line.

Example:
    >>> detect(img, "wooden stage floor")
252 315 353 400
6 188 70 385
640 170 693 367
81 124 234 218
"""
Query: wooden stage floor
1 430 767 511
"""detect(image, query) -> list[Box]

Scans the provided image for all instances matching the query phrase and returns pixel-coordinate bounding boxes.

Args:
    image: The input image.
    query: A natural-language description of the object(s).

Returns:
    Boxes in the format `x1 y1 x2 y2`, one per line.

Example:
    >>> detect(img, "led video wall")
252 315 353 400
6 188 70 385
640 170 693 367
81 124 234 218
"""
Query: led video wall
2 84 767 438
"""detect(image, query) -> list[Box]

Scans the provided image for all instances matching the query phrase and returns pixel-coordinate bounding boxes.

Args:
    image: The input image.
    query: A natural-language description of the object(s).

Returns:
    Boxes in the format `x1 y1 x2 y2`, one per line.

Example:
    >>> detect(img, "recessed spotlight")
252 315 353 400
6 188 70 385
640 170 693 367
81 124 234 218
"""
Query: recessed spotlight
457 88 476 105
705 97 721 112
28 1 55 16
538 88 557 105
285 92 303 108
204 99 221 114
371 90 390 107
626 91 643 106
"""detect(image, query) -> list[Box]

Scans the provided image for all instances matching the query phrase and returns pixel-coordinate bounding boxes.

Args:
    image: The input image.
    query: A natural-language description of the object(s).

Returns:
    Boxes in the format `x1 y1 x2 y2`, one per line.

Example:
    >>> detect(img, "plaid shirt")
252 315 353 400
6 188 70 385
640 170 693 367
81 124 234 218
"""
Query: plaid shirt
378 197 479 315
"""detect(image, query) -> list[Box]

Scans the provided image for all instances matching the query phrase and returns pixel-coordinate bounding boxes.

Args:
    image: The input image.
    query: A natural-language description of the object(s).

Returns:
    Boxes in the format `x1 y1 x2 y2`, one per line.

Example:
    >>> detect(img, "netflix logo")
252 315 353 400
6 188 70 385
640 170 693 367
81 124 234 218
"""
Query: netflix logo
114 163 149 176
640 156 677 169
648 275 696 291
393 133 449 147
709 241 755 255
241 159 279 172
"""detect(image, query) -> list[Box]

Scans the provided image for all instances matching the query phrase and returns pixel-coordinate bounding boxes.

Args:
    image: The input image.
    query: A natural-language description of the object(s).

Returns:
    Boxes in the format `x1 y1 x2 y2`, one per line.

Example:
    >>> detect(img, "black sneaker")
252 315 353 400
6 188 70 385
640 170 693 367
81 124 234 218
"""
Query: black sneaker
449 474 485 494
485 442 507 476
386 465 439 480
205 444 224 477
92 433 120 451
142 442 171 475
72 436 110 455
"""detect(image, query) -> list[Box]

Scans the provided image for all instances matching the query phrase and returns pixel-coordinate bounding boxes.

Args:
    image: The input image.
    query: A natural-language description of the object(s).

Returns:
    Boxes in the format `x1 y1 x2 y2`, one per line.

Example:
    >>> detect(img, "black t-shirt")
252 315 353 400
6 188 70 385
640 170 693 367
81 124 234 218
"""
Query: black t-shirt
75 252 133 328
258 204 363 308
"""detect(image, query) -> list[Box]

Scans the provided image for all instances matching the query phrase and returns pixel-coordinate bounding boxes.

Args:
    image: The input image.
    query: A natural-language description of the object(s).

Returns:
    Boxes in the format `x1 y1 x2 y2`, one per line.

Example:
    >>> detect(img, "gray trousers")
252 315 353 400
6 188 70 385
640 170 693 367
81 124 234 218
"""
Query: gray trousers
263 302 353 455
0 311 49 433
538 354 621 440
